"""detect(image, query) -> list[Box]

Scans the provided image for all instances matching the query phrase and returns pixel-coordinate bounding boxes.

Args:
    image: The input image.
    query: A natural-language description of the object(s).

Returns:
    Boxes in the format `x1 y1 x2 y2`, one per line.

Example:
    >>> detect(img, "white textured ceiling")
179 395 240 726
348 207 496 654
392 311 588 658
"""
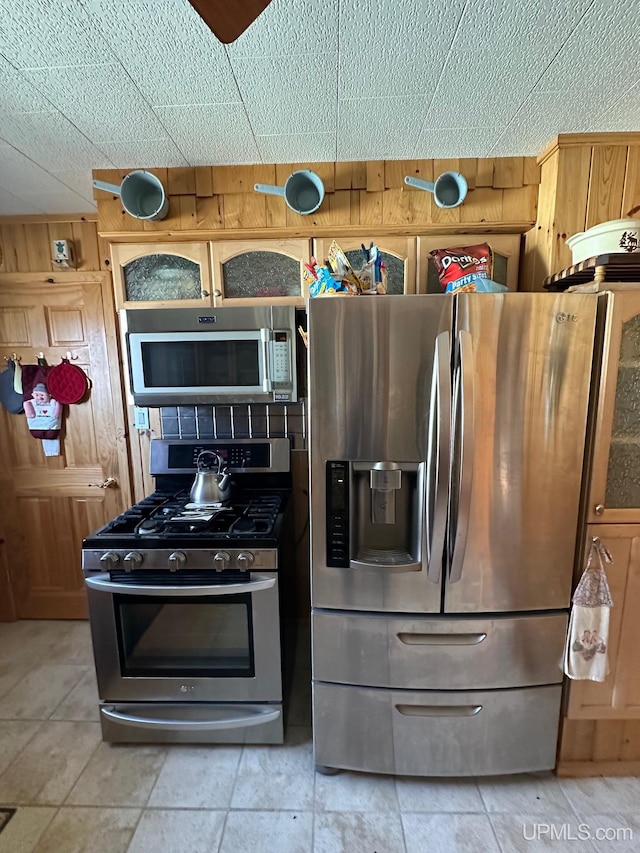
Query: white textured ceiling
0 0 638 214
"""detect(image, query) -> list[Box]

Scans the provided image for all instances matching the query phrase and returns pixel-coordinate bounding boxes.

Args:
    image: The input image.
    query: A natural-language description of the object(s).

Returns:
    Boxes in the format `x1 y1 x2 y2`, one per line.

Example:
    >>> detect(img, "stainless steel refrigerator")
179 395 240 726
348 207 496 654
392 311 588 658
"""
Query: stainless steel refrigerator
308 293 597 776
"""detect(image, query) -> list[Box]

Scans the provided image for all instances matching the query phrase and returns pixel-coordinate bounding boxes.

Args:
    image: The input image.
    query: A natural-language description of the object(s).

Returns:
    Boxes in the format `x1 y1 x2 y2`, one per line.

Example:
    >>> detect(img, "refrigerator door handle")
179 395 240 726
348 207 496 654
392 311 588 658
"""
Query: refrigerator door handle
449 329 475 584
426 331 451 583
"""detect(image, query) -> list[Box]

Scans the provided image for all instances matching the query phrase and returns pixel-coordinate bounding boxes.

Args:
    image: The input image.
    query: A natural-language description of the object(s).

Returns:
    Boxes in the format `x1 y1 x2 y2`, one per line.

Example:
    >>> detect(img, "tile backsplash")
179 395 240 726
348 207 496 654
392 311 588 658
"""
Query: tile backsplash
160 401 307 450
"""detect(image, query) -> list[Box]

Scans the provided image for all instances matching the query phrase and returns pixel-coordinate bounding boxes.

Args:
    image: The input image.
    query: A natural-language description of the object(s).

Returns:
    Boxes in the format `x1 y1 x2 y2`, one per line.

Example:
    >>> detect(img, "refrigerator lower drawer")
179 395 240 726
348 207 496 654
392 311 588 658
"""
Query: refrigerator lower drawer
312 610 567 689
313 682 562 776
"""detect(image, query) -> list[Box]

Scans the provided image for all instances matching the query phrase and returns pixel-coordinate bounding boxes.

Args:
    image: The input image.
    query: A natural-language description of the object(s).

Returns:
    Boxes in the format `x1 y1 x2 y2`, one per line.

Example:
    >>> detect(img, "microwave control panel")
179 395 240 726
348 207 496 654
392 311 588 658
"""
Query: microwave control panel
270 332 292 385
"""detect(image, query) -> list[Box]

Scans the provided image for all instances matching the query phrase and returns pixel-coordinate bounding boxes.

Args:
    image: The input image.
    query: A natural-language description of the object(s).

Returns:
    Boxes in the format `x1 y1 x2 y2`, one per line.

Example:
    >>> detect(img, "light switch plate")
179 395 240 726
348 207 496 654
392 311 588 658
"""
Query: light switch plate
134 406 149 430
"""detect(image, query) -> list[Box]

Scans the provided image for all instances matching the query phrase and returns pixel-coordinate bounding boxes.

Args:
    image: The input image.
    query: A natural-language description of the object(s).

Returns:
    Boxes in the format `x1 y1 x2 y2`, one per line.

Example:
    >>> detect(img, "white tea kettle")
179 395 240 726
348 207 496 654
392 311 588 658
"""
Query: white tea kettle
190 451 231 505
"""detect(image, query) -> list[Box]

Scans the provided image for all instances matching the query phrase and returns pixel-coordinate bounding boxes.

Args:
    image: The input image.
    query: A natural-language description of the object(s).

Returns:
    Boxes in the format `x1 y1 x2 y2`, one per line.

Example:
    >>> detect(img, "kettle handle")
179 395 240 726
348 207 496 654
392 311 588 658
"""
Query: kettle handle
196 450 223 473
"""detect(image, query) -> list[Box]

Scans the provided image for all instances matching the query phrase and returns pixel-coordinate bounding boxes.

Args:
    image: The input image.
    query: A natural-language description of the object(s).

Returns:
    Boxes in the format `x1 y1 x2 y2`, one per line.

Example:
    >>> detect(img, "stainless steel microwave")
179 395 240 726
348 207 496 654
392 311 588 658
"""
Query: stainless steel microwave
123 306 297 406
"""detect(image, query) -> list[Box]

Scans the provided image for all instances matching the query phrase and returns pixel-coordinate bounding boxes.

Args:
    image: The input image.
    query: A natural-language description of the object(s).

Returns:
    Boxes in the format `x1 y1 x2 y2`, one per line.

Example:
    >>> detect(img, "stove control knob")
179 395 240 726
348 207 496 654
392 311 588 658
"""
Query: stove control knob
213 551 230 571
168 551 187 572
99 551 120 568
237 551 255 572
123 551 143 571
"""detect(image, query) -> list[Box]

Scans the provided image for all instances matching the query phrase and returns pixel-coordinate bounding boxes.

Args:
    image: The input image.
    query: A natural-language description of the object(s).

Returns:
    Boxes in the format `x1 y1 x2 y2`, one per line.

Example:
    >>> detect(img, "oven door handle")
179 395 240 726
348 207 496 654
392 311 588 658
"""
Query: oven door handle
101 705 281 731
84 573 276 596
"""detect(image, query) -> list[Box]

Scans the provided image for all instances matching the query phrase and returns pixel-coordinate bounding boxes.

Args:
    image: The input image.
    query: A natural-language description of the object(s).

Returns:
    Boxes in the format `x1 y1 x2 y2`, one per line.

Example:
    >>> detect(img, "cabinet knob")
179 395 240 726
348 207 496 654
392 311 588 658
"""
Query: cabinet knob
595 504 605 516
213 289 222 298
201 290 209 298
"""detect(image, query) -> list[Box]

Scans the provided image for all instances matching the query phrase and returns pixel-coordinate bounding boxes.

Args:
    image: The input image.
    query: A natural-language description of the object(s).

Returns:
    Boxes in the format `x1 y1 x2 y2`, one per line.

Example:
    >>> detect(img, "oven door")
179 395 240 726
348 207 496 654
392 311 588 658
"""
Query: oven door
84 571 281 702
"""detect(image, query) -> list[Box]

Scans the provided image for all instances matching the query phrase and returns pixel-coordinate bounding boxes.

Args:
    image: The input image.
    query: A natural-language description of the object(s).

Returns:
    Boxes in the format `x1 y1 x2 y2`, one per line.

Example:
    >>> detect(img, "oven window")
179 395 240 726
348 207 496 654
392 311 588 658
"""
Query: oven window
115 594 255 678
140 340 260 388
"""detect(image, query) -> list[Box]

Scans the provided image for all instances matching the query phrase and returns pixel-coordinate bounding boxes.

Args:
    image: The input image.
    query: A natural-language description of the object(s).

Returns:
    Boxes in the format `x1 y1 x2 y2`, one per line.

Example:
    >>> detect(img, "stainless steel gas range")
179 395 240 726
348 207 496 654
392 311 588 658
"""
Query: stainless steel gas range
81 437 293 745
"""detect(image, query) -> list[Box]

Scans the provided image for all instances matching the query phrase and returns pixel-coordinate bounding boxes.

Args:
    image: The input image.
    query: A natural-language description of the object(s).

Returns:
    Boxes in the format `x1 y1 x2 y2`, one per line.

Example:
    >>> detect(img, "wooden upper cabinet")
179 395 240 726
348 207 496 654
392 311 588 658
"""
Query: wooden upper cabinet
312 236 416 294
210 239 311 306
416 234 521 293
588 292 640 523
110 242 213 310
566 525 640 720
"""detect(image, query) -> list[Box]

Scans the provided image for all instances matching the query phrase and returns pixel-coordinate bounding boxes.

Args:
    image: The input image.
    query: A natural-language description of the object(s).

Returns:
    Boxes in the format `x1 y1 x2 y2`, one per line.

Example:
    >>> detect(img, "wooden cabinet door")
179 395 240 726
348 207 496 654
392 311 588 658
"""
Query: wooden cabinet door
210 239 310 305
312 237 416 294
416 234 521 293
0 275 131 619
588 292 640 523
566 525 640 719
111 242 213 310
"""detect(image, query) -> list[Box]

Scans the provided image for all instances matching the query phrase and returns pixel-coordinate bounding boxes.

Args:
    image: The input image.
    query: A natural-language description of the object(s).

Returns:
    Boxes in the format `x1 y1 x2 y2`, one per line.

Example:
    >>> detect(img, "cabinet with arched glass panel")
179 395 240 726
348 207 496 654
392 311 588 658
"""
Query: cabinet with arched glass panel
110 242 213 310
312 237 416 295
210 239 311 305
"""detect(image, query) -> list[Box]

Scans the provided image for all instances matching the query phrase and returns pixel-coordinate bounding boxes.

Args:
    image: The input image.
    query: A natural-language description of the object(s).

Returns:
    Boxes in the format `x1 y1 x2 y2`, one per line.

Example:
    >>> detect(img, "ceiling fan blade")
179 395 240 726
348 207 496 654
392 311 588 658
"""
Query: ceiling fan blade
188 0 274 44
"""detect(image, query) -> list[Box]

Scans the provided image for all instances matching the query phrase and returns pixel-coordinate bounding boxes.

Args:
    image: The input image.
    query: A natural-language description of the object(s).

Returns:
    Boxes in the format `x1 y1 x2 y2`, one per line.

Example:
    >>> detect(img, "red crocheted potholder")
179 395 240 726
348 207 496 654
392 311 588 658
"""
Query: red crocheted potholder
46 359 89 404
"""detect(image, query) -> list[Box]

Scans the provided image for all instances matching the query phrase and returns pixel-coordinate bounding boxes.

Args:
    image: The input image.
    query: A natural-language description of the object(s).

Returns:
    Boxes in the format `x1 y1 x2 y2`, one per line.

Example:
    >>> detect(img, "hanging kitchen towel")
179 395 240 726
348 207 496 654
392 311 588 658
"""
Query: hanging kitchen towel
0 360 24 414
563 539 613 682
21 364 62 456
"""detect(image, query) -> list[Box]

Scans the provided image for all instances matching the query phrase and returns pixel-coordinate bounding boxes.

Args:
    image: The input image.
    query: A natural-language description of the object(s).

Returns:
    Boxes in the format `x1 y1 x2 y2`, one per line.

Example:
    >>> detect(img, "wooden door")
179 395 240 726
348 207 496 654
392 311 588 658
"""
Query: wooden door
566 525 640 719
588 291 640 524
312 236 416 294
0 273 131 619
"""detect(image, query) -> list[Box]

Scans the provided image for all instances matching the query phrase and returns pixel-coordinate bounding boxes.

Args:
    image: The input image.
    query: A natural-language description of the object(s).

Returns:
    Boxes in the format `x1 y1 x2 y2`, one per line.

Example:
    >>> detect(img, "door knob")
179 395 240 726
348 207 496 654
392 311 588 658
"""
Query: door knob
88 476 118 489
595 504 605 516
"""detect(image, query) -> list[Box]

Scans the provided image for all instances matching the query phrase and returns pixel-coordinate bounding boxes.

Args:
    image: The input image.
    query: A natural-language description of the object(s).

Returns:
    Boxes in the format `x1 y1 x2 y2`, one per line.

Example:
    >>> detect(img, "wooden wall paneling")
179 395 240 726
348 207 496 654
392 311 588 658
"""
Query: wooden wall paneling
622 145 640 216
253 164 277 188
621 720 640 760
523 157 542 185
3 225 30 271
382 187 432 226
0 227 6 272
212 166 255 195
586 145 628 228
196 195 225 229
460 187 504 223
475 158 495 187
265 194 287 228
307 162 335 193
167 167 196 196
178 195 197 230
353 189 381 225
92 169 123 200
71 221 100 271
334 162 352 190
24 224 51 271
349 189 360 225
194 166 214 197
350 161 367 189
520 151 559 291
327 191 353 225
98 197 134 233
366 161 385 192
558 718 597 762
459 158 477 190
275 163 294 188
552 146 592 274
502 185 538 223
492 156 525 188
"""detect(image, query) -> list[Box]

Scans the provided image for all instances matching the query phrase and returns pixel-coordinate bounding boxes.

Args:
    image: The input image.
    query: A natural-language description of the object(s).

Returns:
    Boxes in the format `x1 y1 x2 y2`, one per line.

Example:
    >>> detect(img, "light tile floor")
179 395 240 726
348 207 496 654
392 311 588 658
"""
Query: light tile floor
0 620 638 852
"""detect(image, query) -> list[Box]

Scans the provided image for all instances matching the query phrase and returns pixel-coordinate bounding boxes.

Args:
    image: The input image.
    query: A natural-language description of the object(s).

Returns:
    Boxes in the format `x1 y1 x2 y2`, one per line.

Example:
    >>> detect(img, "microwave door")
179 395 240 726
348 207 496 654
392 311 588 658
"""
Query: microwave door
128 331 267 402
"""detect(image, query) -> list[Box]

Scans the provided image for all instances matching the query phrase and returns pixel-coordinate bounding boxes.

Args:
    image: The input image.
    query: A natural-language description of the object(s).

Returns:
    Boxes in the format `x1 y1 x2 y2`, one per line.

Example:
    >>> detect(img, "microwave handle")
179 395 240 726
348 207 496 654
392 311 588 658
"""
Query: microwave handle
261 329 272 392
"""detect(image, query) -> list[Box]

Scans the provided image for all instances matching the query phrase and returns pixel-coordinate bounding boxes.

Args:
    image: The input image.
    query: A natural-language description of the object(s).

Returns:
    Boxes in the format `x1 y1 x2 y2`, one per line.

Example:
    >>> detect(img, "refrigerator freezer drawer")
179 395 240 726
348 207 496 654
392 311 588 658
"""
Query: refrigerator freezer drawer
313 682 562 776
312 610 568 689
